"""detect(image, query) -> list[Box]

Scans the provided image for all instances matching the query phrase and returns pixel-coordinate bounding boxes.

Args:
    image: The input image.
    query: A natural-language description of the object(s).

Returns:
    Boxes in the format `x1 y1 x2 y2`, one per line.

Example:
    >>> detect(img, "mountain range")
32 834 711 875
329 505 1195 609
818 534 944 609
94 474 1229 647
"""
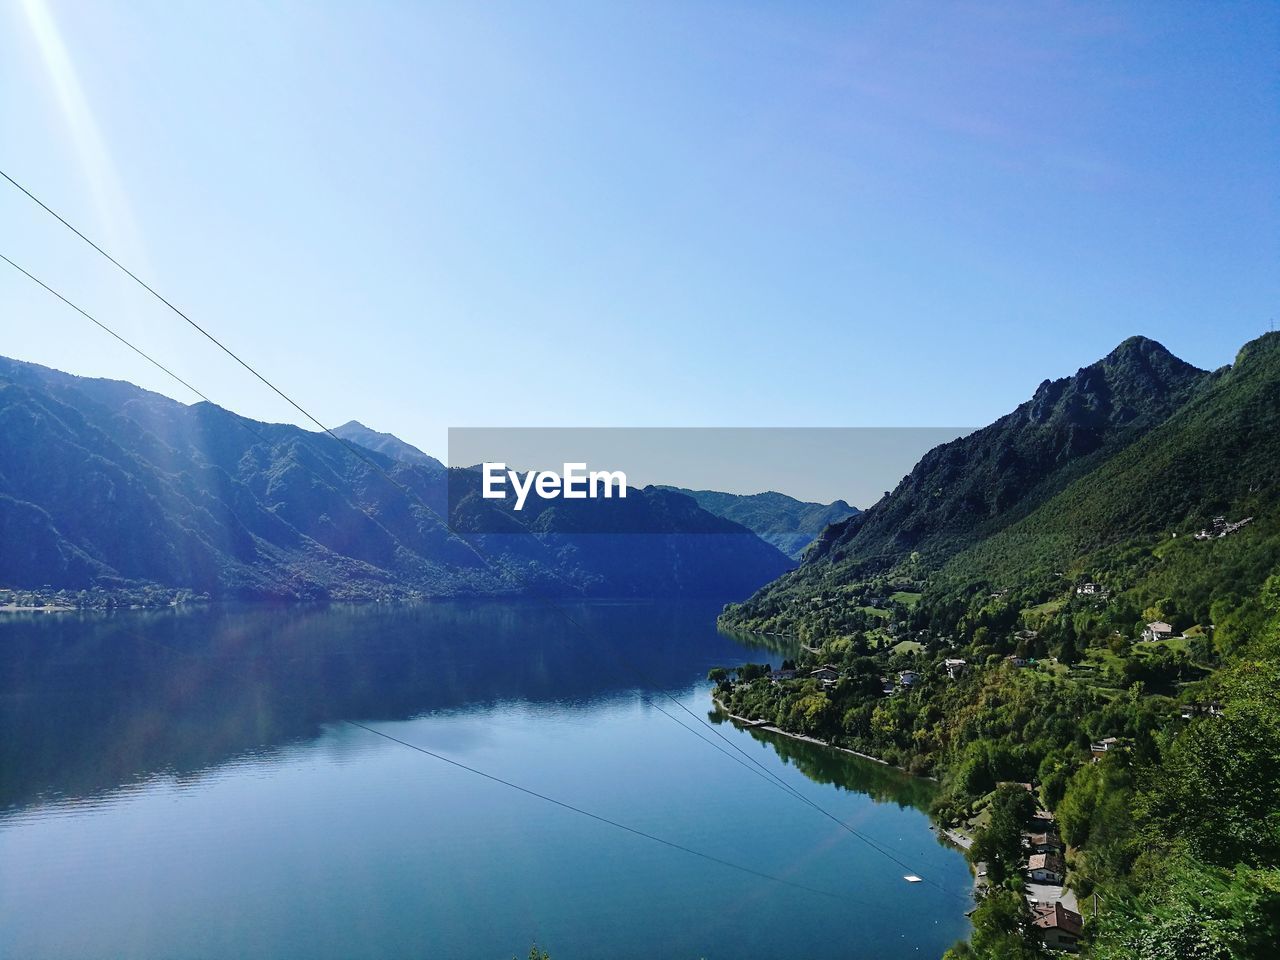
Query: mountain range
654 487 857 558
0 356 795 600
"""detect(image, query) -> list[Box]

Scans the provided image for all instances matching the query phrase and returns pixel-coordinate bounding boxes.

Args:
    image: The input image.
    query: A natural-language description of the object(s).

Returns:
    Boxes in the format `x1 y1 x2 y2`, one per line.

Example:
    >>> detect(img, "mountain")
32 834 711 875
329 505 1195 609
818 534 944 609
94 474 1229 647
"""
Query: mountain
331 420 439 467
949 331 1280 587
0 356 791 600
722 337 1212 632
814 336 1208 569
332 421 850 561
655 487 857 558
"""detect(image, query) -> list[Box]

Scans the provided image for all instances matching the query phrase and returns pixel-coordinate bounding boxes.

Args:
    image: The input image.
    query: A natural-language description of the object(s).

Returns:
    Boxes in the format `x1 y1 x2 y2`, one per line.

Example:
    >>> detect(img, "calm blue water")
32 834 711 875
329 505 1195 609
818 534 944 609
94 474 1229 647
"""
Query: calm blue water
0 600 971 959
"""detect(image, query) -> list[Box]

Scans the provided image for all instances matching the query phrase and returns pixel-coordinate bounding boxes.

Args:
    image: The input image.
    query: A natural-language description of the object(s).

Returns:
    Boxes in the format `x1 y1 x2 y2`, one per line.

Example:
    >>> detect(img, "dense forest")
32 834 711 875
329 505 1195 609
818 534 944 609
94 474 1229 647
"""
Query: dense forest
717 333 1280 958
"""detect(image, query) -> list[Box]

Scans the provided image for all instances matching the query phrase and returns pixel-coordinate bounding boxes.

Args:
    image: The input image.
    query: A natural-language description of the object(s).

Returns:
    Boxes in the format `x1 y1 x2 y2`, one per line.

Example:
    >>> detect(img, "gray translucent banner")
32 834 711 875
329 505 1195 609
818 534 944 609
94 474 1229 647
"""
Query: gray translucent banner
446 427 971 535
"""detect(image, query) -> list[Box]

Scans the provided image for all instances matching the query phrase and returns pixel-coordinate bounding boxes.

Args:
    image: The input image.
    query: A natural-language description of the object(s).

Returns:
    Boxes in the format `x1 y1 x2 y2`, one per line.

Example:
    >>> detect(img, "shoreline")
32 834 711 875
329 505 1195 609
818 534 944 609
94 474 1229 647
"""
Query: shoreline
711 695 939 781
713 693 979 896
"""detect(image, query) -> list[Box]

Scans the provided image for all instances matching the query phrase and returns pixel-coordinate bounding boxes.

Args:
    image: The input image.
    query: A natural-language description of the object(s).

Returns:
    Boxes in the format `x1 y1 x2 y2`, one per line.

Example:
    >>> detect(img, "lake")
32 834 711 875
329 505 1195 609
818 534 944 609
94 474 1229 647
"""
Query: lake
0 600 972 959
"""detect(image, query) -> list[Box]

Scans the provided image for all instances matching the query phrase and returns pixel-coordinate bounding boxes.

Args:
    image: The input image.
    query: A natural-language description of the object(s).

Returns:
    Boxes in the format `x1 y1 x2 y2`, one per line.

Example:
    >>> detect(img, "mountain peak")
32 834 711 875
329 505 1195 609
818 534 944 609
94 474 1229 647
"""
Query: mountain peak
1233 330 1280 370
1097 335 1201 378
1104 334 1168 359
800 336 1211 570
331 420 439 467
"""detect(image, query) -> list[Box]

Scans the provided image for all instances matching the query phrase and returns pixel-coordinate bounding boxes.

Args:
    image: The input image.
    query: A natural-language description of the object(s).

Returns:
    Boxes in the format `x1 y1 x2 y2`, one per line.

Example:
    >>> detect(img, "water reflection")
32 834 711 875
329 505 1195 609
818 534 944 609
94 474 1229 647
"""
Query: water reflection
0 600 787 812
0 601 974 960
732 724 936 811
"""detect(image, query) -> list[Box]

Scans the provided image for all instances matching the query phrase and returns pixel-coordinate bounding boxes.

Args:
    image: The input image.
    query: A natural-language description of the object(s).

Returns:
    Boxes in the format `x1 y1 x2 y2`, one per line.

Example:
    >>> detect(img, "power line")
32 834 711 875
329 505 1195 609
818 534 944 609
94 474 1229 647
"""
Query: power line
0 247 794 810
0 253 209 403
343 719 849 899
1 170 968 900
0 254 856 902
1 244 965 903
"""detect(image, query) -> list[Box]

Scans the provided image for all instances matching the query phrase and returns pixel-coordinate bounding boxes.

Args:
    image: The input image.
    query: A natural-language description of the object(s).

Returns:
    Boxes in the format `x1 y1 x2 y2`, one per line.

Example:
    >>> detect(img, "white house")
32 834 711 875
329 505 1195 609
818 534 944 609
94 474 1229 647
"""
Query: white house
1027 852 1066 884
1142 620 1174 642
1090 736 1123 762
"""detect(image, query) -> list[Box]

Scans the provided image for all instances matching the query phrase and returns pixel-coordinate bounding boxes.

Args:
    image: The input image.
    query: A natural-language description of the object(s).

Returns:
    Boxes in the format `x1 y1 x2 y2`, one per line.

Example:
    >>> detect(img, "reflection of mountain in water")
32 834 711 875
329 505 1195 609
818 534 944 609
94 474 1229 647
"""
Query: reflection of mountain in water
0 600 781 812
726 723 937 812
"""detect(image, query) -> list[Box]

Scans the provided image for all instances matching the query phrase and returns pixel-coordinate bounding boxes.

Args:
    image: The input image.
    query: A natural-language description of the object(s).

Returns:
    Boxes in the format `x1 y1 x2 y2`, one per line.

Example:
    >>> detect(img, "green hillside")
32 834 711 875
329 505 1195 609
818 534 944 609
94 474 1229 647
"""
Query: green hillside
723 337 1212 639
951 332 1280 587
713 333 1280 958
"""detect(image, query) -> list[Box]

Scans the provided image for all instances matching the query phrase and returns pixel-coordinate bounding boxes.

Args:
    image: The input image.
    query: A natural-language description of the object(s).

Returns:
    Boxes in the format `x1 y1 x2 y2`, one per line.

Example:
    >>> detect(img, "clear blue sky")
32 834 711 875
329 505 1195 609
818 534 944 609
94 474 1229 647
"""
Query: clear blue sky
2 1 1277 464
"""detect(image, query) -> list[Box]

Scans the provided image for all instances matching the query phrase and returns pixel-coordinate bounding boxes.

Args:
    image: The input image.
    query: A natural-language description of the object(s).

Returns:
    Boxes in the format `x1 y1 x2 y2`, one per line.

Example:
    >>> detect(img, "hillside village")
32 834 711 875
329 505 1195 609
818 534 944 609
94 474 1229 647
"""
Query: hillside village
713 556 1275 956
0 585 205 611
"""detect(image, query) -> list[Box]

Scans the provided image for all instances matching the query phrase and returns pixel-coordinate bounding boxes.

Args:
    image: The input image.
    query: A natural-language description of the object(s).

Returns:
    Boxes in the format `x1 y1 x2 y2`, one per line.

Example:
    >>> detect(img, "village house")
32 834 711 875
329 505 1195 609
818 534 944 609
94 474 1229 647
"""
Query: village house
1030 901 1083 952
879 676 895 695
944 658 967 679
1024 831 1062 854
1142 620 1174 642
1179 701 1224 719
1195 516 1254 540
898 669 920 688
1090 736 1122 762
1027 852 1066 884
1030 809 1057 832
768 668 797 682
810 665 839 686
1005 654 1028 668
1075 582 1106 596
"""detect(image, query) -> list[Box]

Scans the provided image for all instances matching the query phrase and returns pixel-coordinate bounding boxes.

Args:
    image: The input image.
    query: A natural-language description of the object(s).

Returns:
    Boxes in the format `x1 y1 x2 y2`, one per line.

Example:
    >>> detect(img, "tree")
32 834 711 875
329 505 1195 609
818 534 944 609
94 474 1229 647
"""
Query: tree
970 784 1036 886
944 889 1040 959
1136 661 1280 867
1091 860 1280 960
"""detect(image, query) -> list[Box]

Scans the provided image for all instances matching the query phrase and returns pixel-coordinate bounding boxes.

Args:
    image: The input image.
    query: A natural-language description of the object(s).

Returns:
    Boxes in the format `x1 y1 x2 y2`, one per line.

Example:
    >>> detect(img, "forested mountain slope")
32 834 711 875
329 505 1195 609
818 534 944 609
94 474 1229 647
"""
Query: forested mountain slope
0 356 791 600
723 337 1212 636
711 333 1280 958
821 337 1202 562
947 332 1280 587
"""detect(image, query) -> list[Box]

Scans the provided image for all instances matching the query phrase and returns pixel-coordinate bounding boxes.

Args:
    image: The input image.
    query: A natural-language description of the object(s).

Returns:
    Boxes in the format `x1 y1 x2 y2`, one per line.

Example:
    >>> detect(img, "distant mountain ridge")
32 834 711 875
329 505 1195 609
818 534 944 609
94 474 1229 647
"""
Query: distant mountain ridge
331 420 439 467
656 486 857 558
0 356 792 600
